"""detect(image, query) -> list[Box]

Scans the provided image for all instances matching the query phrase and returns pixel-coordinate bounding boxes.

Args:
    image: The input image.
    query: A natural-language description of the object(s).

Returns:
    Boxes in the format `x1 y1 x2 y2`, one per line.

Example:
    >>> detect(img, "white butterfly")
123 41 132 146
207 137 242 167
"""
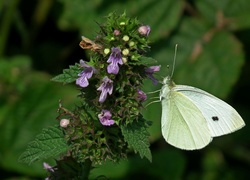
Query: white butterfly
160 45 245 150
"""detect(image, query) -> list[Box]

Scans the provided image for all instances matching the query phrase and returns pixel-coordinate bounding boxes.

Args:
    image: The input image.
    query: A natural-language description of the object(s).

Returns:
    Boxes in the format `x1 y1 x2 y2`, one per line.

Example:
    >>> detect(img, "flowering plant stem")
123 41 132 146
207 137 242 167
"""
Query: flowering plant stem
19 12 161 180
82 159 92 180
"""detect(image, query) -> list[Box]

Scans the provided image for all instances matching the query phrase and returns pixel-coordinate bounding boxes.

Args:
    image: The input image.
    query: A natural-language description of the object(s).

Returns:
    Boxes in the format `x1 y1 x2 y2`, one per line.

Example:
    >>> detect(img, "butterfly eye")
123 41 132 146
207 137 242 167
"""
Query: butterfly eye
212 116 219 121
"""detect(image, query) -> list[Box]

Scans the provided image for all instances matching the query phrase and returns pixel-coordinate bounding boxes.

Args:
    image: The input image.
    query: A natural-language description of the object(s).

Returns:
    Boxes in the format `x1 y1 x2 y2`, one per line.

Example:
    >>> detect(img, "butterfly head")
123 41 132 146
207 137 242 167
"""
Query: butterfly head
162 75 175 87
163 76 171 84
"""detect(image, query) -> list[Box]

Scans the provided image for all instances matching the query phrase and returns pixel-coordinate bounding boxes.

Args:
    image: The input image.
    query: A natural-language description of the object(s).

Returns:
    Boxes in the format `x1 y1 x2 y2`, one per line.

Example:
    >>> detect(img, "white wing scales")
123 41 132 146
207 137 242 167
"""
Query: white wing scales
161 90 212 150
173 85 245 137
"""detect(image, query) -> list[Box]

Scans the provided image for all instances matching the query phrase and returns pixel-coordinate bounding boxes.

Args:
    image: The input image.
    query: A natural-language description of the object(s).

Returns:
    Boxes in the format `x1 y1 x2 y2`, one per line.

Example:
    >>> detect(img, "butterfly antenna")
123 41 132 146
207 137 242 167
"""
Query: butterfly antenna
145 99 160 108
170 44 178 78
146 89 161 94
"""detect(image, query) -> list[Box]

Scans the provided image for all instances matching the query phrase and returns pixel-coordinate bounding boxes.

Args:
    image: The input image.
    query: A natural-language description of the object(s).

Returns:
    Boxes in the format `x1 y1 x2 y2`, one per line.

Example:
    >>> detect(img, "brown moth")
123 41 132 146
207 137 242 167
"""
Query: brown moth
79 36 102 51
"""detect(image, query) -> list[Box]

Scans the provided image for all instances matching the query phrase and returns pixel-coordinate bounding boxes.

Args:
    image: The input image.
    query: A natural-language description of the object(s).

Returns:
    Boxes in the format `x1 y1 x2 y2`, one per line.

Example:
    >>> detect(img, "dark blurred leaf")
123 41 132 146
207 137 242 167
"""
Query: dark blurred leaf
90 148 186 180
0 56 78 176
141 79 162 142
136 56 157 65
58 0 99 35
195 0 250 30
58 0 184 41
136 0 184 41
19 126 68 164
153 17 244 99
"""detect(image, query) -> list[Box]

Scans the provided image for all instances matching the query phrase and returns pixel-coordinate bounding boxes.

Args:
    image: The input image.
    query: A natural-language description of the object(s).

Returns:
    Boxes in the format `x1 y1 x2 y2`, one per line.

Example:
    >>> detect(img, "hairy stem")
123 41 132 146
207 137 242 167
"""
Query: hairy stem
82 158 92 180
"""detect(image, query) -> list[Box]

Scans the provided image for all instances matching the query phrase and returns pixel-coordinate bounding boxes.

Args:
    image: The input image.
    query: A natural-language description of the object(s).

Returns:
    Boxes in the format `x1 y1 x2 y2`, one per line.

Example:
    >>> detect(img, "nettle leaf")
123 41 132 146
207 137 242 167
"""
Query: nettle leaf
121 118 152 162
19 126 69 164
51 65 82 84
0 56 77 176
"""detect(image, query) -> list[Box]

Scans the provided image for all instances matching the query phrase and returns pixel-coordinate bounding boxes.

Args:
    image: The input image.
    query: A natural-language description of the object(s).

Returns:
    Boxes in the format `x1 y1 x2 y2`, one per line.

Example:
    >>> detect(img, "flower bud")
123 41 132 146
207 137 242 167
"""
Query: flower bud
122 57 127 63
129 41 135 47
104 48 110 54
122 49 129 56
137 90 147 102
131 55 136 60
138 25 151 36
60 119 70 128
120 22 126 26
114 29 120 36
122 35 130 42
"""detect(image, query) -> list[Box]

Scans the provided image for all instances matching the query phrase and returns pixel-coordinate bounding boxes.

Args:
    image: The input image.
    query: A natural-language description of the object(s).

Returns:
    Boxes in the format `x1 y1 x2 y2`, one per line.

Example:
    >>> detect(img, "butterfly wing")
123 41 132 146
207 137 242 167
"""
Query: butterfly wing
173 85 245 137
161 89 212 150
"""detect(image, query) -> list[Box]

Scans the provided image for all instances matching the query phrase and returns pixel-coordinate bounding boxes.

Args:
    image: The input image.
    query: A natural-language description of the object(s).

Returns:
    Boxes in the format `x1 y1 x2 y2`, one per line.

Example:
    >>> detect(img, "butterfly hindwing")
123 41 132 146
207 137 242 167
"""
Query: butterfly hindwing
173 85 245 137
161 90 212 150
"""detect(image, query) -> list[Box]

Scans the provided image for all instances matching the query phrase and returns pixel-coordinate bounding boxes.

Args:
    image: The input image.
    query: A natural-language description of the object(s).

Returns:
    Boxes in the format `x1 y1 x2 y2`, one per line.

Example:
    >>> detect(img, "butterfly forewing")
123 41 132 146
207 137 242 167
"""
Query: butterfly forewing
173 85 245 137
161 90 212 150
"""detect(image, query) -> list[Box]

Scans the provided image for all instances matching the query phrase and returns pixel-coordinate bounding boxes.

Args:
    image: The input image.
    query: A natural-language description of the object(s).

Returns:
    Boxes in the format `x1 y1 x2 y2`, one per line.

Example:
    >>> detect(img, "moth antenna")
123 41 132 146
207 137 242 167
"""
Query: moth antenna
170 44 178 78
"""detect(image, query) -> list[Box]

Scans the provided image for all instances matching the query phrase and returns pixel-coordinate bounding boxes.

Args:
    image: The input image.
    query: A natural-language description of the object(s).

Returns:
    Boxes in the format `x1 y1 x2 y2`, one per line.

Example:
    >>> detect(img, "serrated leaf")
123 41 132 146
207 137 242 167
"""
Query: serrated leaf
138 56 158 65
19 126 69 164
51 65 82 84
121 118 152 162
0 56 78 176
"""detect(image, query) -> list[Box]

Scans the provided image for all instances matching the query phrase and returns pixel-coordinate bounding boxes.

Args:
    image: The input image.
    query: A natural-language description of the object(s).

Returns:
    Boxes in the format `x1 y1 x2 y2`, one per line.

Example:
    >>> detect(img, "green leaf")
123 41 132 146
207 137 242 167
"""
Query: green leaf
90 148 186 179
195 0 250 30
136 0 184 41
58 0 184 41
51 64 82 84
153 17 244 98
0 56 78 176
137 56 158 65
121 117 152 162
19 126 68 164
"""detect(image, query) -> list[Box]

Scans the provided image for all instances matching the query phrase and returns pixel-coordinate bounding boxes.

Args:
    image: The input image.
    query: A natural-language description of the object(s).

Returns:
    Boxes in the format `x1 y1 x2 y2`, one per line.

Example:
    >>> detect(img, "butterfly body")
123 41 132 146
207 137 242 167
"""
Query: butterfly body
160 76 245 150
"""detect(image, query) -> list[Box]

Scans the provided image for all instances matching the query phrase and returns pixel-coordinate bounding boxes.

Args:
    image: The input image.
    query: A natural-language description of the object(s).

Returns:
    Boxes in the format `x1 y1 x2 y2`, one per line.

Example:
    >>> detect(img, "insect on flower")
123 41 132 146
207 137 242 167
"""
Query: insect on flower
79 36 103 51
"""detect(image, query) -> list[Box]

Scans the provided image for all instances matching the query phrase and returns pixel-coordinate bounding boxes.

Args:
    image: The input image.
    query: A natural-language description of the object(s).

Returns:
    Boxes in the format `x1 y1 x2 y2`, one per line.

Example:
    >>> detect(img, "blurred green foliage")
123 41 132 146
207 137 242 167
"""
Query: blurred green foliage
0 0 250 179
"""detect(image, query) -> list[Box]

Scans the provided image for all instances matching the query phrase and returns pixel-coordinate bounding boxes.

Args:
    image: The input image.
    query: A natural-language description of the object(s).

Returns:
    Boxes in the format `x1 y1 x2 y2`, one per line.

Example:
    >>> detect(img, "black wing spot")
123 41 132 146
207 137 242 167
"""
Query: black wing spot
212 116 219 121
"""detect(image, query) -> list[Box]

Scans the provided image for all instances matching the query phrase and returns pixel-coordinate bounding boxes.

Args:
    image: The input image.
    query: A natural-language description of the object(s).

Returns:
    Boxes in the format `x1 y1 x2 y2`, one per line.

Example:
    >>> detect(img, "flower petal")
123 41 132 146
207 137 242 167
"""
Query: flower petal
76 76 89 87
97 77 113 103
137 90 147 102
107 47 123 74
98 110 115 126
101 119 115 126
107 62 119 74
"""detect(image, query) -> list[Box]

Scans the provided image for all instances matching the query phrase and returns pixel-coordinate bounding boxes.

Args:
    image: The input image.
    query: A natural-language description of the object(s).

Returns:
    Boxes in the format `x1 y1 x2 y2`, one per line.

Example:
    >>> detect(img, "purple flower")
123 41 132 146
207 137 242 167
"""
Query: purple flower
137 90 147 102
43 162 54 173
98 110 115 126
138 25 151 36
145 65 161 85
114 29 120 36
107 47 123 74
76 60 95 87
97 76 113 103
